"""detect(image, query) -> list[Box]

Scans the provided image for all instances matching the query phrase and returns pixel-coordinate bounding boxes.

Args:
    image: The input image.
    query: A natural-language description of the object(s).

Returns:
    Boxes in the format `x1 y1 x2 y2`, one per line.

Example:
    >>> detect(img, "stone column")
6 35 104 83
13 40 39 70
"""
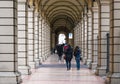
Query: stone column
74 26 79 47
74 27 77 47
0 0 22 84
76 23 78 47
28 8 35 68
87 12 92 68
39 16 42 63
84 15 88 64
41 19 45 61
91 7 99 72
97 0 110 76
18 0 31 75
108 0 120 84
81 18 85 60
46 24 51 57
52 32 56 51
78 23 81 47
44 23 47 59
78 24 80 47
79 22 82 49
34 13 40 68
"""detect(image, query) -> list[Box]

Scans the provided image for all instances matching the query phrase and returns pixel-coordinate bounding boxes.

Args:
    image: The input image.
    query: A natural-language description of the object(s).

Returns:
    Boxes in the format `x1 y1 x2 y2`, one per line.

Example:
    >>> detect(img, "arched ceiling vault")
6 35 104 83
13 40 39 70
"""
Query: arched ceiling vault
28 0 92 32
47 9 77 21
51 16 74 31
49 12 76 23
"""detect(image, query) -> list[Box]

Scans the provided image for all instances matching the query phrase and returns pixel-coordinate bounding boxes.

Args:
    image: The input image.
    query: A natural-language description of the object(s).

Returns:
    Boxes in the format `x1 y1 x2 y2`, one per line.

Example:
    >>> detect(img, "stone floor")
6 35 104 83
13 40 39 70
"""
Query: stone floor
22 54 105 84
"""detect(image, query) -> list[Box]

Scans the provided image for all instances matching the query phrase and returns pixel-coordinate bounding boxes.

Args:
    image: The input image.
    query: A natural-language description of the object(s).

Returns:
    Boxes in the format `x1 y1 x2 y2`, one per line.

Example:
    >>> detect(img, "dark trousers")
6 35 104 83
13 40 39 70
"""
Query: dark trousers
75 58 80 70
58 55 62 61
65 59 71 70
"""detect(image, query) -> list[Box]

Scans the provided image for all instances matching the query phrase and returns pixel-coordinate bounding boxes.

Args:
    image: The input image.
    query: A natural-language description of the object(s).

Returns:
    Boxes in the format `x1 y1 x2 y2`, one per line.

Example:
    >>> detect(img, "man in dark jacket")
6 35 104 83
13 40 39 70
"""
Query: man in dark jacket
64 44 73 70
56 44 63 62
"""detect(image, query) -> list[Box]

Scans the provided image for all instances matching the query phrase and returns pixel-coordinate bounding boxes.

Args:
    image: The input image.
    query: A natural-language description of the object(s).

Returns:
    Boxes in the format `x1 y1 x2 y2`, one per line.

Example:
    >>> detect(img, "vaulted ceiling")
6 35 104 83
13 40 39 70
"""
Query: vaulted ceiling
28 0 92 33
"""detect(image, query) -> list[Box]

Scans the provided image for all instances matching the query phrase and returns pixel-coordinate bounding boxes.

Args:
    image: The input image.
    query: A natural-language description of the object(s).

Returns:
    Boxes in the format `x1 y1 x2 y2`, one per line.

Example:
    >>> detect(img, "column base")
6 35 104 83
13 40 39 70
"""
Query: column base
35 58 40 68
45 56 47 60
0 71 22 84
86 59 92 68
18 66 31 75
42 56 46 62
39 56 43 64
29 61 35 69
45 55 48 60
83 57 87 65
106 73 120 84
96 66 107 76
91 62 97 74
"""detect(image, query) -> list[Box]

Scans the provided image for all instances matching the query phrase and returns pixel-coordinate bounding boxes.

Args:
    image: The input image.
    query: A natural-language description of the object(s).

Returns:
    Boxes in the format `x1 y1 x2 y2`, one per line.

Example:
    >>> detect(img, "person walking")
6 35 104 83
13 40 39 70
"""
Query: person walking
56 44 63 62
64 44 73 70
74 46 81 70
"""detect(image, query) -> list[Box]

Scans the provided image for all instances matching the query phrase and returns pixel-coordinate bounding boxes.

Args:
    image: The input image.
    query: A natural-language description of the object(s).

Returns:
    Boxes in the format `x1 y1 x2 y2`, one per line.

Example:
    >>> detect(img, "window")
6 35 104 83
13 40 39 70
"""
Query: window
69 33 73 39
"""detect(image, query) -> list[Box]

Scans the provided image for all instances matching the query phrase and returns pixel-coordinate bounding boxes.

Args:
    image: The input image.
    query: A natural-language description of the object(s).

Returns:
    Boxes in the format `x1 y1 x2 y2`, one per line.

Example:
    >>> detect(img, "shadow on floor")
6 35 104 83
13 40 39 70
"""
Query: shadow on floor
39 63 88 69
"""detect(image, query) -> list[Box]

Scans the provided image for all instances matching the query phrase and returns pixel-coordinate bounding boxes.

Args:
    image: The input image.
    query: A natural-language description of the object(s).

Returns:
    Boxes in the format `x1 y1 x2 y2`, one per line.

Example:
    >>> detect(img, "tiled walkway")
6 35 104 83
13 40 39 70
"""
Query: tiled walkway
22 54 105 84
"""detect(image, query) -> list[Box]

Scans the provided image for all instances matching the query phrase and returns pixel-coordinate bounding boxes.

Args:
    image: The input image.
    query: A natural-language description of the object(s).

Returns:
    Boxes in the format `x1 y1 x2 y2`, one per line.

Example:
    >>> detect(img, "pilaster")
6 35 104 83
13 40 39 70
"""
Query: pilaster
34 13 40 68
84 15 88 64
18 0 31 75
87 12 92 68
81 18 85 61
91 7 99 72
0 0 22 83
38 16 43 64
108 0 120 84
41 19 46 61
97 0 110 76
28 8 35 68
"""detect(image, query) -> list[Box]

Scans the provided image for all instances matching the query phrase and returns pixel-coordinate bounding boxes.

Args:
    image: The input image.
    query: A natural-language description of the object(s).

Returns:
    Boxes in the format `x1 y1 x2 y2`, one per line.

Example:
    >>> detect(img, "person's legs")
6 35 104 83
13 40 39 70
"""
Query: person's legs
58 53 61 60
68 60 71 70
59 55 62 61
66 60 69 70
58 56 61 60
76 59 80 70
77 59 80 70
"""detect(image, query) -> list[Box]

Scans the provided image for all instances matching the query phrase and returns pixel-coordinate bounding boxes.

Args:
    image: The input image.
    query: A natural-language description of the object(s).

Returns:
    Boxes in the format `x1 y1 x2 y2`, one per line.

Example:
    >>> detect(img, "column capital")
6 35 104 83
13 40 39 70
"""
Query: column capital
100 0 110 4
87 12 92 17
34 12 39 17
18 0 27 2
28 7 34 12
92 7 98 12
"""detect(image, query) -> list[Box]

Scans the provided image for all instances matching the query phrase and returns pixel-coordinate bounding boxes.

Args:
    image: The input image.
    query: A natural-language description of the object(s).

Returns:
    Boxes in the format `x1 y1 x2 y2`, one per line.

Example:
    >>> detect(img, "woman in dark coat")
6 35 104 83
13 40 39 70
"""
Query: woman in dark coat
74 46 81 70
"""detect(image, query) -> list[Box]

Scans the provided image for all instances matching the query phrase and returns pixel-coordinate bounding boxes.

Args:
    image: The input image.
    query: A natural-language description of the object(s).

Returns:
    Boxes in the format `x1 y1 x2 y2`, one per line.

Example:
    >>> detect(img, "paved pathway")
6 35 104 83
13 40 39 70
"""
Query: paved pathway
22 54 105 84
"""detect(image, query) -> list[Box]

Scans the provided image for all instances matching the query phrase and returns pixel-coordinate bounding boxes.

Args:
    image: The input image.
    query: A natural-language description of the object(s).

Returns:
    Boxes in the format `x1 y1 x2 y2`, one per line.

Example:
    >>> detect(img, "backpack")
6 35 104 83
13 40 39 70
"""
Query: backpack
63 45 68 53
